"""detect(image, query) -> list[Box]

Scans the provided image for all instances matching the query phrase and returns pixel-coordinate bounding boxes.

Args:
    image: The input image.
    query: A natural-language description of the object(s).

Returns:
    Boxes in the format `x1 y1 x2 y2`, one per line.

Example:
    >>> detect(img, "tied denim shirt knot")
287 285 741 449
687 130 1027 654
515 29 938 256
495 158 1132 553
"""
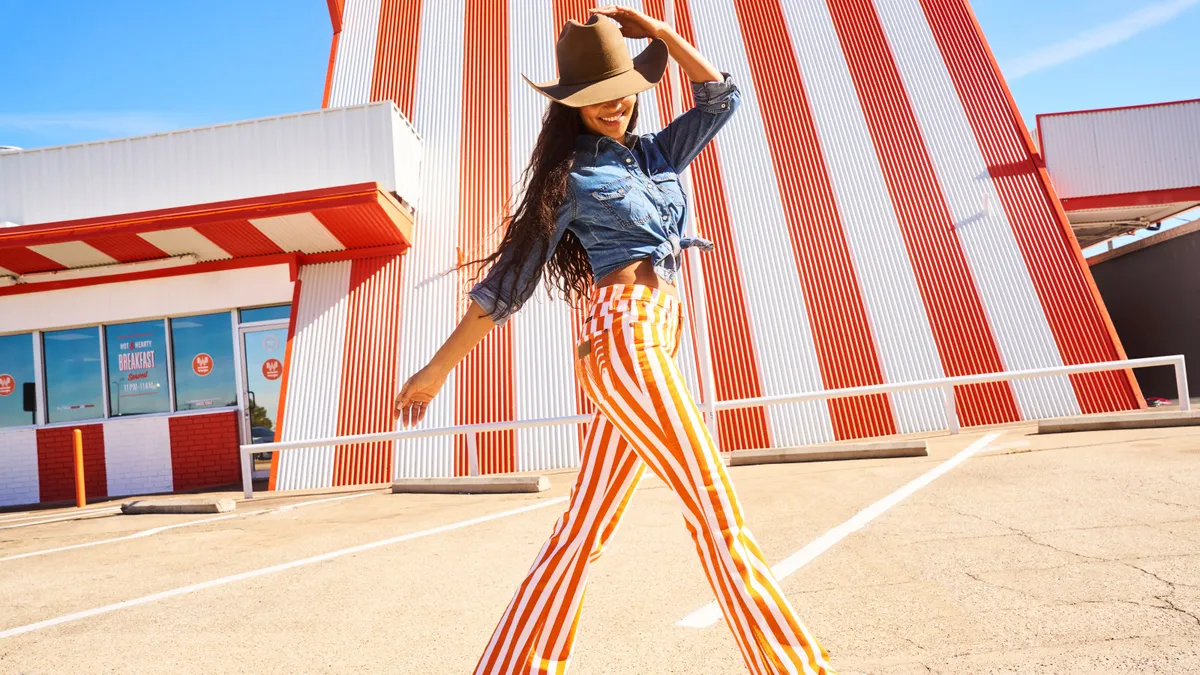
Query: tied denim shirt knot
470 73 742 326
652 234 715 282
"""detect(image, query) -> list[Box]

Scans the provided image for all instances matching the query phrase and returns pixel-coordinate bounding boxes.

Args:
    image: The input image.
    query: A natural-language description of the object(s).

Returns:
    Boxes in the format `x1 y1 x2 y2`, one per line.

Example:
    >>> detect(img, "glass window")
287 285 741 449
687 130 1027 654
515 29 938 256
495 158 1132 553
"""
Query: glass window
106 320 170 416
171 313 237 411
239 305 291 324
0 333 36 428
44 327 104 423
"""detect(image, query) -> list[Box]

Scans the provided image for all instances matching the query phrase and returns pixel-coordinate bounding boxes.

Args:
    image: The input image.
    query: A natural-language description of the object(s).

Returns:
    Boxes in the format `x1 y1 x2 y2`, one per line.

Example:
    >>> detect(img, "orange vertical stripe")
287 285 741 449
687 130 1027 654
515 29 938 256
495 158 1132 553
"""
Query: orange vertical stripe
731 0 896 440
370 0 424 120
333 256 405 485
918 0 1142 414
455 0 516 476
267 278 303 492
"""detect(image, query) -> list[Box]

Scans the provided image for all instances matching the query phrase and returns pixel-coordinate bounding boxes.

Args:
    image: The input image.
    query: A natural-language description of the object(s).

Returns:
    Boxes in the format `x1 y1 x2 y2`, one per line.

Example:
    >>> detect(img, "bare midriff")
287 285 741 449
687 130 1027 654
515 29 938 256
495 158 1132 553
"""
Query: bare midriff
596 258 678 299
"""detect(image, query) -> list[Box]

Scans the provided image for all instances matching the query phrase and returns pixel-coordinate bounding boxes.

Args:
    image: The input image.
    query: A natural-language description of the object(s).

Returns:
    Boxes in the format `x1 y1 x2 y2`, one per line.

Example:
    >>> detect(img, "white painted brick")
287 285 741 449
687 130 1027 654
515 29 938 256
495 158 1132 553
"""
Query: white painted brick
103 417 174 497
0 429 40 507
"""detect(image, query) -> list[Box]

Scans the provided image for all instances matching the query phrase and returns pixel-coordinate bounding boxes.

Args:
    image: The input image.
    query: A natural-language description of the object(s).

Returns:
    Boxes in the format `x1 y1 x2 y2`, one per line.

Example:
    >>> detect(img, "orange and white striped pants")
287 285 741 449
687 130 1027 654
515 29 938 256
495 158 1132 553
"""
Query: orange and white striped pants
474 285 834 675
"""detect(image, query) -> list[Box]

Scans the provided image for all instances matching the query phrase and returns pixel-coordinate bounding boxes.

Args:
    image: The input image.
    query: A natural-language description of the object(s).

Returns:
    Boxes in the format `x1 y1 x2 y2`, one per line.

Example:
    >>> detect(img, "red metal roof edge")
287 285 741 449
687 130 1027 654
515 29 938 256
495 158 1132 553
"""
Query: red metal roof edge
1062 186 1200 212
0 182 389 248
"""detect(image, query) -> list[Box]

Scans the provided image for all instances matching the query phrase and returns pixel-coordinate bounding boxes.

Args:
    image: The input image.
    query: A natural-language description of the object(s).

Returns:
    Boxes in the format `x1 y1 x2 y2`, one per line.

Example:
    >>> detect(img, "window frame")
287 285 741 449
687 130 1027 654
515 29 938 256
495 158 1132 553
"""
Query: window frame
0 305 277 429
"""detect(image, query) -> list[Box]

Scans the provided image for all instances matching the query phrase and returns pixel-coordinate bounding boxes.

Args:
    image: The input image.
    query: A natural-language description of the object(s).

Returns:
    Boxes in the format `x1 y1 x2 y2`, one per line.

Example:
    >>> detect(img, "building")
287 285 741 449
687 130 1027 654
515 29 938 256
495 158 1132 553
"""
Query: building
1038 98 1200 402
0 0 1142 508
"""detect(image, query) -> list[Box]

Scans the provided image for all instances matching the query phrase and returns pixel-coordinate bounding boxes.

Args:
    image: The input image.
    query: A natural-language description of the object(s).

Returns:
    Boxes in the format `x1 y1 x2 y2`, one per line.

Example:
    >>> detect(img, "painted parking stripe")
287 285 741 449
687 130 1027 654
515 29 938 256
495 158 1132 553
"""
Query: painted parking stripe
0 496 568 639
0 492 377 562
677 432 1001 628
0 508 121 530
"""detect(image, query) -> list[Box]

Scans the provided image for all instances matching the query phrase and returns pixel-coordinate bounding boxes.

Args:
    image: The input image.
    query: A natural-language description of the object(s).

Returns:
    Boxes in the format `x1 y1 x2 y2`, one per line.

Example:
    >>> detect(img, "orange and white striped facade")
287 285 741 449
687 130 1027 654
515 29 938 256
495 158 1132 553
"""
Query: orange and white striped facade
276 0 1145 488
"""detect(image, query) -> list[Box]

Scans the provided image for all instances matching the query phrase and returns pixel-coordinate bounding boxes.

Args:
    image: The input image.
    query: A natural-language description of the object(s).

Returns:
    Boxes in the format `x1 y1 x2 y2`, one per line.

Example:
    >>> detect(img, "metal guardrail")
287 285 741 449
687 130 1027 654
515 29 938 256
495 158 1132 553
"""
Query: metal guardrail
240 354 1189 499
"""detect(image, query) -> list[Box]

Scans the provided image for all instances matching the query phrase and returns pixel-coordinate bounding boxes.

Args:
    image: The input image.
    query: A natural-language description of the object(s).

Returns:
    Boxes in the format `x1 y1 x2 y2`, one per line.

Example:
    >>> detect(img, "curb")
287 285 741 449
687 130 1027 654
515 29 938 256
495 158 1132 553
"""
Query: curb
392 476 551 495
728 440 928 467
1038 410 1200 434
121 498 236 514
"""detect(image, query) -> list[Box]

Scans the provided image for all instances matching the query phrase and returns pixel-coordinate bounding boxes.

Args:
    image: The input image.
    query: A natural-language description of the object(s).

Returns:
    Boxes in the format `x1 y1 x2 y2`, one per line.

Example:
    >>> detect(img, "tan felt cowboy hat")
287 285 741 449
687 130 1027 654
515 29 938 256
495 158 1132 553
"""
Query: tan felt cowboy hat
523 14 668 108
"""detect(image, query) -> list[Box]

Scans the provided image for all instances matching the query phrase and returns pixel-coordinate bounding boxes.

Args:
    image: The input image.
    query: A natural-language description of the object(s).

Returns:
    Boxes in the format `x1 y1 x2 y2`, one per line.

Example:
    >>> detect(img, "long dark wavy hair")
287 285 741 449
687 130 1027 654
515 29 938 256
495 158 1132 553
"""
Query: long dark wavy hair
466 98 640 316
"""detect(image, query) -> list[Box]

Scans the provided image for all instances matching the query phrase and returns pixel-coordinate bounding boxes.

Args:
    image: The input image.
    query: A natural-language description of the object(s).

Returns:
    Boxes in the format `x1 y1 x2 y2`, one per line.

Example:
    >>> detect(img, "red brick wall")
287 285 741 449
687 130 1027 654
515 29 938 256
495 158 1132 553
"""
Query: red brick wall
37 424 107 503
168 411 242 492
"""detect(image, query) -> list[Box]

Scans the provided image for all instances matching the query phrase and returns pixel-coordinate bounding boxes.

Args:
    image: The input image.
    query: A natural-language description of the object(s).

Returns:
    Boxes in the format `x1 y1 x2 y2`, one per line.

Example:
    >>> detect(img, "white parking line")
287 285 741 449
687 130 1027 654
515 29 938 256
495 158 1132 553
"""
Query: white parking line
0 496 568 639
0 508 122 530
0 514 241 562
0 491 379 562
677 432 1001 629
0 505 118 523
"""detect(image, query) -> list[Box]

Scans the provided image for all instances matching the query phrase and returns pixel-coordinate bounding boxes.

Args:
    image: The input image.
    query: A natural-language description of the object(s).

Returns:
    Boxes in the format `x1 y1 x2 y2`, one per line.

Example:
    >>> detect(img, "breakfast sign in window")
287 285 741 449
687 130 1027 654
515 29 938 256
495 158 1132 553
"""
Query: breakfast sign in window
107 321 171 416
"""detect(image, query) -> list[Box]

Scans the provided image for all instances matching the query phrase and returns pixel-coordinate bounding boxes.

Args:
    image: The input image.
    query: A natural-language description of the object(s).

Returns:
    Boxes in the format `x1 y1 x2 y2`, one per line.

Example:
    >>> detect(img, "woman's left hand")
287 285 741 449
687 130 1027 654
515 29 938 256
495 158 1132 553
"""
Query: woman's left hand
592 6 668 40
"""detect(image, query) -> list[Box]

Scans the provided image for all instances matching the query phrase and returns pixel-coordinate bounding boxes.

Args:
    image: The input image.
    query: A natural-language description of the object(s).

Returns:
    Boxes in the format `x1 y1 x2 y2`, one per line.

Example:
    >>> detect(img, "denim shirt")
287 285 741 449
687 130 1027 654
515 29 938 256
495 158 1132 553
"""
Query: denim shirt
470 72 742 325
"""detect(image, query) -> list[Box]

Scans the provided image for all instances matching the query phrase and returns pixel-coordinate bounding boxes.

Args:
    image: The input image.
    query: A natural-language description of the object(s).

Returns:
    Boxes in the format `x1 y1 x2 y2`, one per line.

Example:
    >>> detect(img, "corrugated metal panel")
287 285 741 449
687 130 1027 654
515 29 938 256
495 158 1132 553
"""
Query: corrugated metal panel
454 0 518 477
27 241 117 269
327 0 382 107
513 0 579 473
138 227 233 262
276 261 352 490
392 0 465 480
371 0 423 120
873 0 1080 420
1041 100 1200 200
777 0 949 434
649 0 772 451
88 232 170 263
691 0 835 447
334 255 404 485
0 103 418 226
914 0 1139 415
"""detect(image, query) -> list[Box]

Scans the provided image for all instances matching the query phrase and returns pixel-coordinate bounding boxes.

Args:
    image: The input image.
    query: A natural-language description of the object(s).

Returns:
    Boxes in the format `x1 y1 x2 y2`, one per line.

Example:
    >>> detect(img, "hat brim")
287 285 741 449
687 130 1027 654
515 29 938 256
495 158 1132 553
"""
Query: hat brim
523 38 669 108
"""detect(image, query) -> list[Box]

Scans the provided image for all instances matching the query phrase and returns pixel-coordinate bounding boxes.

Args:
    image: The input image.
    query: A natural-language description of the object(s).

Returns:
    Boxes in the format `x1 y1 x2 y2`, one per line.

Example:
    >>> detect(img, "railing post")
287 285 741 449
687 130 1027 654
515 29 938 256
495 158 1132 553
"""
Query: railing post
241 448 254 500
73 428 86 508
1176 356 1191 412
942 385 960 434
467 432 480 477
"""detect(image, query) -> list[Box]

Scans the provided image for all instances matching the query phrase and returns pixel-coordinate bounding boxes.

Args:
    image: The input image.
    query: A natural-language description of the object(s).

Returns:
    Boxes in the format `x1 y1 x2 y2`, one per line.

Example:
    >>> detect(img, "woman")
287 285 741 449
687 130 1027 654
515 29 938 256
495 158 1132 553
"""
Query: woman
396 7 835 674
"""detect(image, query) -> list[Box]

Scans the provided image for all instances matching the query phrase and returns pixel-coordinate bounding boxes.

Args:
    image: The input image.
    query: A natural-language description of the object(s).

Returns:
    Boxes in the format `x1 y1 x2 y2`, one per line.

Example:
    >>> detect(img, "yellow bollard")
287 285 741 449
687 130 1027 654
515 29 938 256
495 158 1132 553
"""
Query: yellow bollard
73 428 86 508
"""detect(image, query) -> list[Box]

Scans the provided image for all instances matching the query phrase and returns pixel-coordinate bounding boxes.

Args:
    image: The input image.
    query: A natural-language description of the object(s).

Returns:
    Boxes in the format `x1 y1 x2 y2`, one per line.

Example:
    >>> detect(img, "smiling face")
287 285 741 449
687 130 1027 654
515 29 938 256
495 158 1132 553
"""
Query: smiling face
579 94 638 141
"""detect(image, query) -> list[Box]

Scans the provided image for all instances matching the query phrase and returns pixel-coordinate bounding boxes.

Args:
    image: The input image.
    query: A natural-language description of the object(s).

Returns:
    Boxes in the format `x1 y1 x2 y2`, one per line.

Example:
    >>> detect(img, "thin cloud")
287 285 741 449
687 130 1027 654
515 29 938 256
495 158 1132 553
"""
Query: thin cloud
0 111 187 139
1004 0 1199 80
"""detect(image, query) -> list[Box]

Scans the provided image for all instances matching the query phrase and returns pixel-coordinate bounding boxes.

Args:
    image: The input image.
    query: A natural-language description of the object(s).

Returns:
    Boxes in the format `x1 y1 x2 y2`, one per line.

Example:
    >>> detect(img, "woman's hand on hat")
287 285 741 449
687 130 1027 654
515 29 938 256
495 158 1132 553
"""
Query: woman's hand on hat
592 6 668 41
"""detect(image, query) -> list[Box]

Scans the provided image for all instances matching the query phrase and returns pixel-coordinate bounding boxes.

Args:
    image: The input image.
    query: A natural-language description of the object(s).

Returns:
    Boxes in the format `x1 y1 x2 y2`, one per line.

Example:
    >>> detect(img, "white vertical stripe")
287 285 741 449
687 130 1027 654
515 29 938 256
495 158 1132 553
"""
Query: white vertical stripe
102 416 175 497
872 0 1080 419
393 0 466 479
776 0 946 434
276 261 352 490
510 0 579 473
328 0 384 108
690 0 834 446
0 429 39 507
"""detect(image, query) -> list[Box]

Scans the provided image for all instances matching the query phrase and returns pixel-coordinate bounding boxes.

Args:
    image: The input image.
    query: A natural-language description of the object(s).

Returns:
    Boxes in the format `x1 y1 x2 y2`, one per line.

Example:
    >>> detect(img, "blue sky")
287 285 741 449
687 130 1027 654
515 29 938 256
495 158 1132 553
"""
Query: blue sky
2 0 1196 148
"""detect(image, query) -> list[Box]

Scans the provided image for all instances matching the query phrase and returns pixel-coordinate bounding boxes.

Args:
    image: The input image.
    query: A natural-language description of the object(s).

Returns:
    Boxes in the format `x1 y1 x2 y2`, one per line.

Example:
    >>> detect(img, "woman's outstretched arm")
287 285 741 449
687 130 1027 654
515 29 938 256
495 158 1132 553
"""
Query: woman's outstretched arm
394 302 495 427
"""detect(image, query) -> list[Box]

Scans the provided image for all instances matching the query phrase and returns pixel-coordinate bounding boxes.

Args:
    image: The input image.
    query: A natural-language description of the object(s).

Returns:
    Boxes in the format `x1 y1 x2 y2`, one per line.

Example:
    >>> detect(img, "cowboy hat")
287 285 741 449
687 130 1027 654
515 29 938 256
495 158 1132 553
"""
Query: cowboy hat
523 14 668 108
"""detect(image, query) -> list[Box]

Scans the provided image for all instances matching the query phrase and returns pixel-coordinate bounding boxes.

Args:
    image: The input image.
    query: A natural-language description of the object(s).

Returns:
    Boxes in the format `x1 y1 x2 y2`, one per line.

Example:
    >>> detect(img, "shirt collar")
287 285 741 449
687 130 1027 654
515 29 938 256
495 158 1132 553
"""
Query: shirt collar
576 132 639 160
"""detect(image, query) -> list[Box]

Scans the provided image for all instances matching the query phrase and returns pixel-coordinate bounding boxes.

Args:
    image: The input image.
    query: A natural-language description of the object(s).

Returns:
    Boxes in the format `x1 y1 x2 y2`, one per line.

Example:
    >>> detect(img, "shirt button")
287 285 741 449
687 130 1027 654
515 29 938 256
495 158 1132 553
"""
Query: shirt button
721 103 728 109
624 158 632 164
662 214 669 221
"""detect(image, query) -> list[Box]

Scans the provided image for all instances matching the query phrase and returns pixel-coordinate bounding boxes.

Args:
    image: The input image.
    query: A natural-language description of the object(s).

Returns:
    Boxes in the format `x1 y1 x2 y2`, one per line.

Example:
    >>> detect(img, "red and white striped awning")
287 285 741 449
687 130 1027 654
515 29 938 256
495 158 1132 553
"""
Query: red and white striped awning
0 182 413 282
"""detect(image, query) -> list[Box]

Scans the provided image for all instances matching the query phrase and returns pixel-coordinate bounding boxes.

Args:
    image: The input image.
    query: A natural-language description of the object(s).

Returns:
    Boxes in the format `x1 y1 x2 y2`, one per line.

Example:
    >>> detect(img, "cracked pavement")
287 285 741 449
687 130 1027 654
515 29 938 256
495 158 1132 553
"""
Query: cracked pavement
1 425 1199 673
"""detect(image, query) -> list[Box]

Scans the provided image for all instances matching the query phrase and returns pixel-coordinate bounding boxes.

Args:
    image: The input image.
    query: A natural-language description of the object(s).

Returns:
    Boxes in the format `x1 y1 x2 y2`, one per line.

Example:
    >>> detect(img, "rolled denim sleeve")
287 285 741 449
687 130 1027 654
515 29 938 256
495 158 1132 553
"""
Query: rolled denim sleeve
654 72 741 172
467 190 575 326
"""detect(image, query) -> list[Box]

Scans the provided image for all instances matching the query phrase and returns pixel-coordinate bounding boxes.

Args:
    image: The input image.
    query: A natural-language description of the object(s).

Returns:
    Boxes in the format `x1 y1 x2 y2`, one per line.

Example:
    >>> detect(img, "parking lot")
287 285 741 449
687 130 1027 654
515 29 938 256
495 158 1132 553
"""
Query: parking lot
2 424 1199 674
